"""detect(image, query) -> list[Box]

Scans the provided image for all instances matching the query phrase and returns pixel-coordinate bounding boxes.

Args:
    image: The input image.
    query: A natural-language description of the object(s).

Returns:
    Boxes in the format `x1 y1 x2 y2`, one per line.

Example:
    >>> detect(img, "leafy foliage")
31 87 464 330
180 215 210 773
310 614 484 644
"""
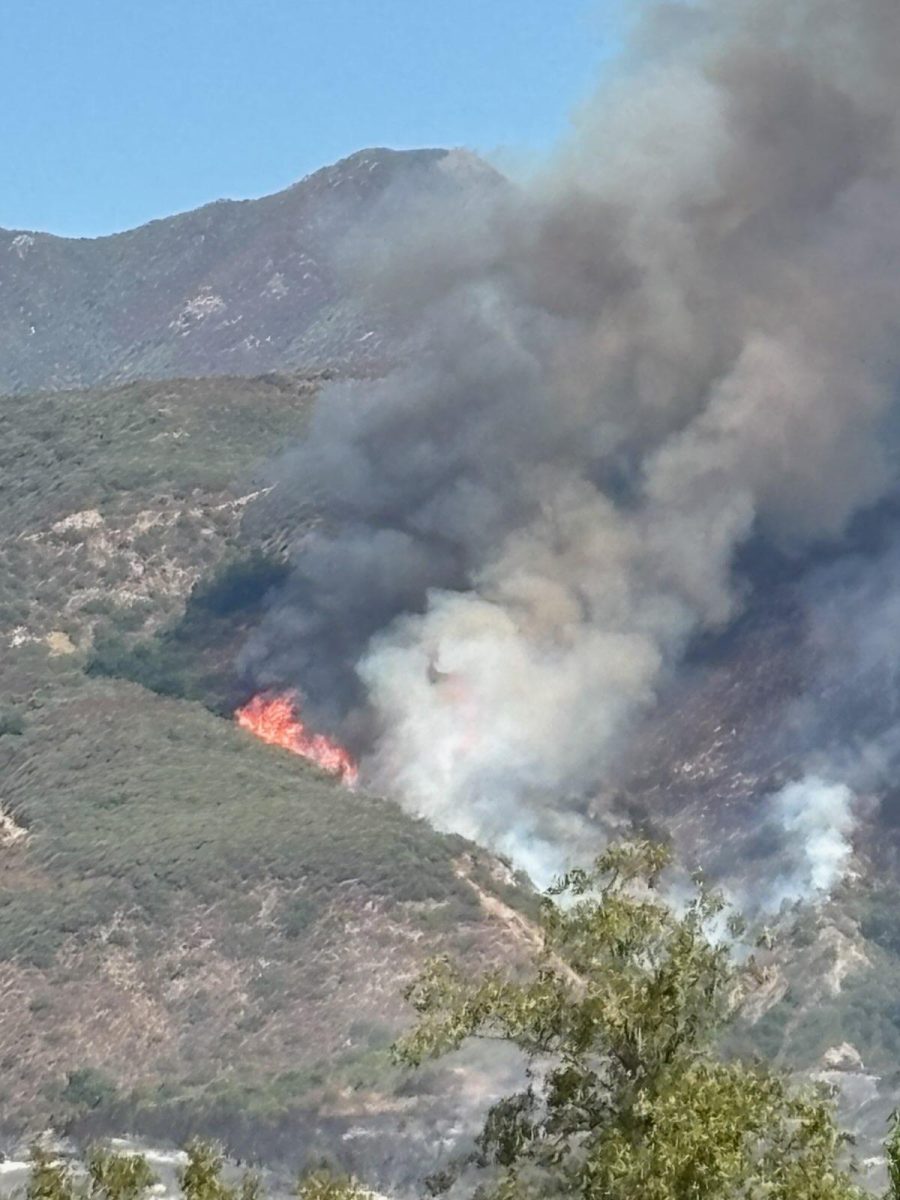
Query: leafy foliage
26 1145 77 1200
179 1140 260 1200
86 1147 156 1200
63 1068 119 1113
396 841 866 1199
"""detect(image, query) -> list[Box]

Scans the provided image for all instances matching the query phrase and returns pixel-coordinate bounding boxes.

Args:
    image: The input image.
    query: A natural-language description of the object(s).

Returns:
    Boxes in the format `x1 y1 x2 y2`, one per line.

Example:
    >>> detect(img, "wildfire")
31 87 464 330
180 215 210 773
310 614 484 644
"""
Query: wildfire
235 692 359 786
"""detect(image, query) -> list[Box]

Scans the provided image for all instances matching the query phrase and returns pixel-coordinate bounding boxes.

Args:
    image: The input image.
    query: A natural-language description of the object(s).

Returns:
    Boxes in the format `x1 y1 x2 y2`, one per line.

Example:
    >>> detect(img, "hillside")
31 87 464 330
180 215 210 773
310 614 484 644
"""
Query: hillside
4 370 900 1173
0 147 495 395
0 373 535 1188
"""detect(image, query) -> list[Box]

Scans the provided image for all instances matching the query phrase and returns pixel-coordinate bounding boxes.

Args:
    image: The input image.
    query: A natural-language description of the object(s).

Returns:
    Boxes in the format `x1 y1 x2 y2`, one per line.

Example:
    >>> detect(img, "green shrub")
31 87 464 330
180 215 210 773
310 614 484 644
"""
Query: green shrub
0 709 25 736
280 895 319 939
62 1066 119 1111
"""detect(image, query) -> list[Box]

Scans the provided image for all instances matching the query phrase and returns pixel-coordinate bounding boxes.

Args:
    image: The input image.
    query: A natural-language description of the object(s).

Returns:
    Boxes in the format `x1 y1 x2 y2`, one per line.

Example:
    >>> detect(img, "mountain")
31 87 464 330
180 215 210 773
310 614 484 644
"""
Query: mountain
3 146 898 1183
0 148 495 395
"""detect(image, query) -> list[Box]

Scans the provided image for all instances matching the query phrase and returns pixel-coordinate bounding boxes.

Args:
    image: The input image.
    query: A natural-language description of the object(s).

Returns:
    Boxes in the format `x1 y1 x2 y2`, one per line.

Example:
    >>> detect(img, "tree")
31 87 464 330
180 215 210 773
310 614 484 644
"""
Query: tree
86 1147 156 1200
26 1144 76 1200
395 840 865 1200
179 1140 261 1200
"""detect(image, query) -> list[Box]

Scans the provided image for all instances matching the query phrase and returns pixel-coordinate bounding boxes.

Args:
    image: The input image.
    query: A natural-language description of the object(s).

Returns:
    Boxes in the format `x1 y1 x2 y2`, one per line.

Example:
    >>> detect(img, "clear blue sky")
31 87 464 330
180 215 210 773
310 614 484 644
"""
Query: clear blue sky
0 0 621 238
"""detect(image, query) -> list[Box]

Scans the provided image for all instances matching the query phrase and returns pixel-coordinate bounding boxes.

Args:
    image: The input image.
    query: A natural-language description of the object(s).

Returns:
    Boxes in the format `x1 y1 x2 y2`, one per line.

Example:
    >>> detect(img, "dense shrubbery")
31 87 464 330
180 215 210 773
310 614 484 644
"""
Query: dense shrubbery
8 366 900 1190
0 375 317 540
0 667 485 973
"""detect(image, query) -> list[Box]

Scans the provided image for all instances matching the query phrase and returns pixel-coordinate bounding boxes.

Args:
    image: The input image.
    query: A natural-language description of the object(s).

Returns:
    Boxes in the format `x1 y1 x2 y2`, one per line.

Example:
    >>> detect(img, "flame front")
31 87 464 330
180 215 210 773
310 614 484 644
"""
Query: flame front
235 692 358 785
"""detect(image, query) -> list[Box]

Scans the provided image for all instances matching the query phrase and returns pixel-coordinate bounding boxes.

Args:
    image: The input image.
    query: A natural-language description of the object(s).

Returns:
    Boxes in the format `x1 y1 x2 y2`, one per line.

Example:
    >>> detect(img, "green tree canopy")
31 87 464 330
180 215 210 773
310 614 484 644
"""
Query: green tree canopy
395 840 866 1200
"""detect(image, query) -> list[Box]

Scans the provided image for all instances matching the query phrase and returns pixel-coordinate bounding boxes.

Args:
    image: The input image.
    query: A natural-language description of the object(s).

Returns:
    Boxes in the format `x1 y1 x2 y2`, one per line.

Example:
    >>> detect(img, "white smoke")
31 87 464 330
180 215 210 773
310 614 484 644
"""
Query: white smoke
764 777 856 910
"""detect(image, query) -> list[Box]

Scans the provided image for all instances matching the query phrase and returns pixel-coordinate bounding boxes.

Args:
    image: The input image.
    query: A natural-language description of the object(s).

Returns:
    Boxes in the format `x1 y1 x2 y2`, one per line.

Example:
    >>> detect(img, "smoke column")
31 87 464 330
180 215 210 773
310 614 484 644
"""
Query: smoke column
241 0 900 883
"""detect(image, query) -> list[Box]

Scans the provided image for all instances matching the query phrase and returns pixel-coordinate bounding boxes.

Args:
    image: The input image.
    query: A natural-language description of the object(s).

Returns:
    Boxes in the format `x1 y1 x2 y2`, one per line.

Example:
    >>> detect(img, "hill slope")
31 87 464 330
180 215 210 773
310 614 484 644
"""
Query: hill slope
0 373 534 1188
0 148 494 394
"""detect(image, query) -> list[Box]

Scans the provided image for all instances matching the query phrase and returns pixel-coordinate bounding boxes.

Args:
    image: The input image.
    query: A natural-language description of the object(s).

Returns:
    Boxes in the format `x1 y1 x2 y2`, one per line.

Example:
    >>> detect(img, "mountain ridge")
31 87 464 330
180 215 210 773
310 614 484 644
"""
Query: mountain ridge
1 148 457 242
0 147 497 395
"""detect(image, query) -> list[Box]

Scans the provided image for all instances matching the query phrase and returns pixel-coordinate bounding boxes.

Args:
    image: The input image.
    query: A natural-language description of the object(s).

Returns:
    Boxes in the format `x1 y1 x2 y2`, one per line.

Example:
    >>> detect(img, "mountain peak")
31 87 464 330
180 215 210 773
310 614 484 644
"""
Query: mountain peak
0 147 497 394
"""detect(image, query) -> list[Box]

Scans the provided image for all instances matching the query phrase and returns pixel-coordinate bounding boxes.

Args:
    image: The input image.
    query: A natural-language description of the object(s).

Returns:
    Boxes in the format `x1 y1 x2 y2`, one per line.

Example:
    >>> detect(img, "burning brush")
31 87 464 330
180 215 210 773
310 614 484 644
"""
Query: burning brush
235 692 359 786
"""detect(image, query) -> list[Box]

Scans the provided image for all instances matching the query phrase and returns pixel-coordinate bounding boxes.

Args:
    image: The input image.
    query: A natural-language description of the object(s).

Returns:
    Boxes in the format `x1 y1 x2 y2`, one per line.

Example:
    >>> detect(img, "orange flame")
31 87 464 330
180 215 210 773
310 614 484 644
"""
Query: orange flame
235 692 359 786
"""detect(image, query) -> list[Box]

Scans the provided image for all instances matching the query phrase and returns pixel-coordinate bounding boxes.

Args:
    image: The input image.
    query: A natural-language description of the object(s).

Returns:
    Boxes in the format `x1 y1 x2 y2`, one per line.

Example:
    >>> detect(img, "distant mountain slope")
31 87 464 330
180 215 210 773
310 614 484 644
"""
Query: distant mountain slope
0 148 494 394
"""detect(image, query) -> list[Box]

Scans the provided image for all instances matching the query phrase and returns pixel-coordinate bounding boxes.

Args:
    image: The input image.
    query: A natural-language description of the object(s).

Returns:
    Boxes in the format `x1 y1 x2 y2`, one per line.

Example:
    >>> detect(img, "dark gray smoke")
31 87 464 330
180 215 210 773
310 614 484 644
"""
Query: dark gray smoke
241 0 900 885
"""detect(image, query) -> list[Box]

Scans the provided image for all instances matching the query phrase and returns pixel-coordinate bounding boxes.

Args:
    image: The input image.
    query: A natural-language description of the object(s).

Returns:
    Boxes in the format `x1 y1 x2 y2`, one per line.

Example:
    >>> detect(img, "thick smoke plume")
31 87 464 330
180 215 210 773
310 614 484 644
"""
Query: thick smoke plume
242 0 900 885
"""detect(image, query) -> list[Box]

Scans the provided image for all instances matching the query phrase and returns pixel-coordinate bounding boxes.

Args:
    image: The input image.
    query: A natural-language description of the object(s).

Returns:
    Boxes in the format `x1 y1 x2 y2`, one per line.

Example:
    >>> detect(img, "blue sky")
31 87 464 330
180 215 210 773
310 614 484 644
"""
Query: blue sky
1 1 621 238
